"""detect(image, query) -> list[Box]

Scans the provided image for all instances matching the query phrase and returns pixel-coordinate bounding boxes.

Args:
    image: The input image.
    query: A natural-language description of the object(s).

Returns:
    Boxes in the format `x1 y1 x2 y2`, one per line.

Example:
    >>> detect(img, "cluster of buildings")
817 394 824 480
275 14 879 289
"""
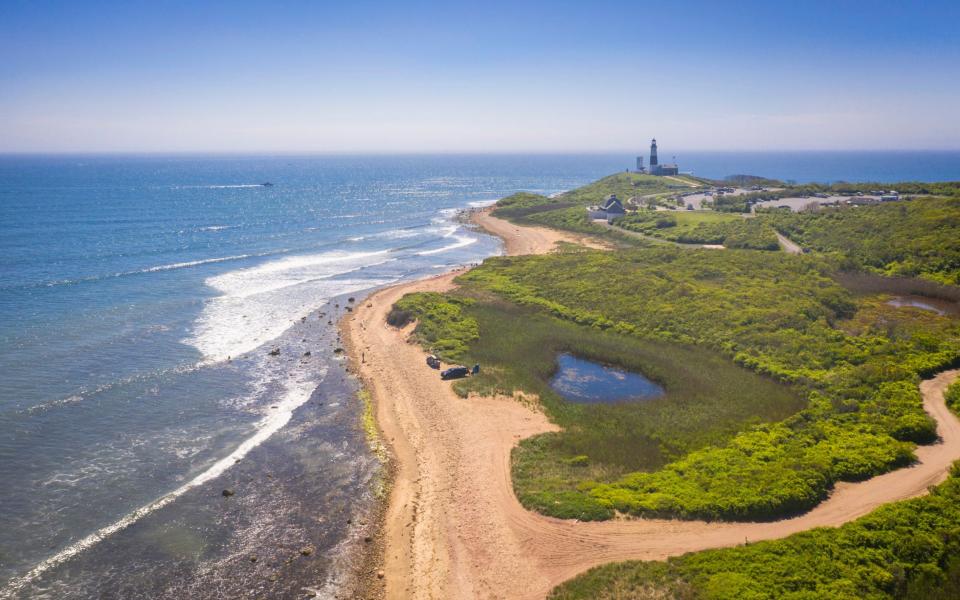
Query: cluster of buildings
586 138 682 221
635 138 679 176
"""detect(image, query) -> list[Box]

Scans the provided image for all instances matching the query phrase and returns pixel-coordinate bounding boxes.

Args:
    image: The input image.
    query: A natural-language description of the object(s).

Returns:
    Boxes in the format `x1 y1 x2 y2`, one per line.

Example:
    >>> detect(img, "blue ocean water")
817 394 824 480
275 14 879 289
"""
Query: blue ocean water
0 151 956 597
659 150 960 183
0 154 625 598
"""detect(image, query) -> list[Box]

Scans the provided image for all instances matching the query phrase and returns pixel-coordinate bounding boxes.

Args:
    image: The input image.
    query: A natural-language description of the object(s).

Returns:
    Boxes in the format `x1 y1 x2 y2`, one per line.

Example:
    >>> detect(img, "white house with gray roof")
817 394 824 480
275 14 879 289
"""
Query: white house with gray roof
587 194 626 221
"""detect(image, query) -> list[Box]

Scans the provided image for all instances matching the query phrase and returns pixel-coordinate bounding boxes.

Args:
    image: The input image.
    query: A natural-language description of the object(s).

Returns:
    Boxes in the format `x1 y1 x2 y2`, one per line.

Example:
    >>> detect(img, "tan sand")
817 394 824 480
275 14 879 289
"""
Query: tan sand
343 209 960 599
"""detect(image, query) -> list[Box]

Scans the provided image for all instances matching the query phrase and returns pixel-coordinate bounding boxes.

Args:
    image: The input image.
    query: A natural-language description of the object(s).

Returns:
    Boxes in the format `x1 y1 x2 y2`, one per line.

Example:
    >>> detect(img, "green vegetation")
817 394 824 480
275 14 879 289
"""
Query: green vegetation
947 380 960 414
388 292 478 360
523 205 609 235
712 193 756 213
395 247 960 521
766 196 960 285
557 172 701 206
394 290 804 520
551 461 960 600
490 173 705 240
615 210 780 250
491 192 576 220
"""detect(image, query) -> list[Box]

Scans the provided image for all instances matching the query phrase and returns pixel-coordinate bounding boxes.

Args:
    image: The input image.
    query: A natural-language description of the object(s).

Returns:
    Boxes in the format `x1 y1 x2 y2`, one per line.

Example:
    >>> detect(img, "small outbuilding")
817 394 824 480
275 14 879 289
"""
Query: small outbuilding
587 194 626 222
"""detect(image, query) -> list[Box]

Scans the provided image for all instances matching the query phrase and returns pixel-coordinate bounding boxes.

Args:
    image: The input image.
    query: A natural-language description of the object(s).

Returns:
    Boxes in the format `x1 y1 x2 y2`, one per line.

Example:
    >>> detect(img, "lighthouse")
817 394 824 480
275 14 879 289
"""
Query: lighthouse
650 138 659 168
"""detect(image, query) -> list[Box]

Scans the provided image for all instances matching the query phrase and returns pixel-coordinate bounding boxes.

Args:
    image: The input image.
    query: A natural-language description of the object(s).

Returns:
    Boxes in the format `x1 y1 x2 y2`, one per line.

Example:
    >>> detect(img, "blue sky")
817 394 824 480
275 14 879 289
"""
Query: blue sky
2 0 958 152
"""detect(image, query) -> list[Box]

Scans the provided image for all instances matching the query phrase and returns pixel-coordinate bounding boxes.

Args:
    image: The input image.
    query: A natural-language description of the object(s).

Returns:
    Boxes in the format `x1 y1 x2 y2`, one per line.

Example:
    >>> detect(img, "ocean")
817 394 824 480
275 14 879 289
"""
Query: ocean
0 152 957 598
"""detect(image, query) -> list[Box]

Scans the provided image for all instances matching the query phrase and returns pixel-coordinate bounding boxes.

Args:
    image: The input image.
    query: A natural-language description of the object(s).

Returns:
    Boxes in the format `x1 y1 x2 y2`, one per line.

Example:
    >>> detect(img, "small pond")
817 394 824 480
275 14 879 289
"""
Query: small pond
886 295 959 316
549 353 664 404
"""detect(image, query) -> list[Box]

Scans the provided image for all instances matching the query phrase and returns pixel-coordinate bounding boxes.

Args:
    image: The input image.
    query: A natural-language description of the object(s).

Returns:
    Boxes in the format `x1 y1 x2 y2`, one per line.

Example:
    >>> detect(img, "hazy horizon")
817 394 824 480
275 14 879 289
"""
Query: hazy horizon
3 0 959 153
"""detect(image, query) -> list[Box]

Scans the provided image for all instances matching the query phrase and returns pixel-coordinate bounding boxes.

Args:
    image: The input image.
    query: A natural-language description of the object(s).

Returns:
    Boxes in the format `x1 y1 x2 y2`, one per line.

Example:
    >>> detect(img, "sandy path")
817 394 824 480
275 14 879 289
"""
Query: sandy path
775 231 803 255
344 210 960 599
665 175 699 187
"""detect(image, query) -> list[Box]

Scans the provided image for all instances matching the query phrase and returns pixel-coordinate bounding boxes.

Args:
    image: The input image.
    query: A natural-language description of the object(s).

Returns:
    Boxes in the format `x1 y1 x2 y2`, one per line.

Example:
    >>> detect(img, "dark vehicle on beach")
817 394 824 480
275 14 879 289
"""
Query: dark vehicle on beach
426 355 441 369
441 366 469 380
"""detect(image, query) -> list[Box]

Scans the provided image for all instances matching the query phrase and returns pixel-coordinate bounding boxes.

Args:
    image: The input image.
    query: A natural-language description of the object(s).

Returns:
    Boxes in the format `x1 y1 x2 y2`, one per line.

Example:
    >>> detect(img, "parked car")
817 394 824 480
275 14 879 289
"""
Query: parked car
426 355 441 369
441 366 470 380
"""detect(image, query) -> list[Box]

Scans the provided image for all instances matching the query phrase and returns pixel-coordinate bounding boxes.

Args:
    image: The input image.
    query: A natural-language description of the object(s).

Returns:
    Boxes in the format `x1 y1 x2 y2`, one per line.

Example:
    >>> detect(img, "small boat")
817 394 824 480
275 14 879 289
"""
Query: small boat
261 182 274 187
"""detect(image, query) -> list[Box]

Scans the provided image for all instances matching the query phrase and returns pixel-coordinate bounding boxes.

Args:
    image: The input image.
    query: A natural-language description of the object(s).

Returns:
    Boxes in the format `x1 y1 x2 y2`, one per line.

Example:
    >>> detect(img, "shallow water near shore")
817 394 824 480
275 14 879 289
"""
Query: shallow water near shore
0 155 625 598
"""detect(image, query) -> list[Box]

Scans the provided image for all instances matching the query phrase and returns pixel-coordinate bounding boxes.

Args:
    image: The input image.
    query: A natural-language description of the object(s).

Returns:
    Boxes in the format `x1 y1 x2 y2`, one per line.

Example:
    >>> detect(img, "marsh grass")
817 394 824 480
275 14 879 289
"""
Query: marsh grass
398 294 805 520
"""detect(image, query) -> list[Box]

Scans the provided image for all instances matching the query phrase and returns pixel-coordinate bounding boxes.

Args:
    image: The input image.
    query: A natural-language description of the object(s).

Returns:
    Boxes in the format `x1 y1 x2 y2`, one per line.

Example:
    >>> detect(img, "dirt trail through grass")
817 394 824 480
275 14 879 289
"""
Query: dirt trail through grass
343 208 960 599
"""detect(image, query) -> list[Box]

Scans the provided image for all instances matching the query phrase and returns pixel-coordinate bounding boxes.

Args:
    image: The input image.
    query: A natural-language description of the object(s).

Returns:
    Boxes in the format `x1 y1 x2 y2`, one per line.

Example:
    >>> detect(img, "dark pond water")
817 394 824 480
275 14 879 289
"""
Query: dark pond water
549 354 664 404
887 295 960 316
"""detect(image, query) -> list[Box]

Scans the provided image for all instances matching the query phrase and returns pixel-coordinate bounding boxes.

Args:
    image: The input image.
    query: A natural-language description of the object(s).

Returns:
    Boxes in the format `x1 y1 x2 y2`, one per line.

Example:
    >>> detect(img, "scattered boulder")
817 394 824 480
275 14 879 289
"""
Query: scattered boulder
268 348 280 356
348 297 355 303
299 546 314 556
249 555 258 563
222 488 235 497
333 347 344 354
303 351 311 357
364 536 372 543
377 570 385 579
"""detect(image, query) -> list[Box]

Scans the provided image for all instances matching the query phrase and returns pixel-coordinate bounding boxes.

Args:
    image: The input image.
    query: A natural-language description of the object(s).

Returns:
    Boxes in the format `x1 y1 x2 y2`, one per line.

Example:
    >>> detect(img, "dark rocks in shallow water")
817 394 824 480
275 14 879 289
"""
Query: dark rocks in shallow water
348 297 355 303
222 488 235 497
345 306 353 312
303 351 311 357
268 348 280 356
299 546 314 556
333 347 344 354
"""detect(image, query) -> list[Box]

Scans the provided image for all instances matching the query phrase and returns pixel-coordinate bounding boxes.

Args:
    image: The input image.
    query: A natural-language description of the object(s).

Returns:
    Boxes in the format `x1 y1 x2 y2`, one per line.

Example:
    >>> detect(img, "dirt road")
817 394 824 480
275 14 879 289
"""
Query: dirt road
343 209 960 599
775 230 804 254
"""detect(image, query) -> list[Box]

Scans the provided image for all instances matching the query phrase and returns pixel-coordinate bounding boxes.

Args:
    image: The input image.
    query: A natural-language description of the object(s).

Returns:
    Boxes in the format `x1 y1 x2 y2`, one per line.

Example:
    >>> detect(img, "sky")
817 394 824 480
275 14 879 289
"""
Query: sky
1 0 959 153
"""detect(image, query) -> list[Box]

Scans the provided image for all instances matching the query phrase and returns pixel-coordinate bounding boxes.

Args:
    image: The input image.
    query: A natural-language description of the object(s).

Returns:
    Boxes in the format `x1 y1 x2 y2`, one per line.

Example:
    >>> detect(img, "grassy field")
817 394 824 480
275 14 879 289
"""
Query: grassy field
615 210 780 250
490 173 707 240
392 247 960 521
556 172 703 206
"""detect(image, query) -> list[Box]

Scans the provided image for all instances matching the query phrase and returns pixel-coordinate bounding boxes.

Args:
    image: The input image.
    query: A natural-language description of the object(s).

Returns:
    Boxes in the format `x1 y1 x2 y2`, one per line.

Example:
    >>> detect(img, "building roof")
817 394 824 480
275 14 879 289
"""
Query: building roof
601 194 623 210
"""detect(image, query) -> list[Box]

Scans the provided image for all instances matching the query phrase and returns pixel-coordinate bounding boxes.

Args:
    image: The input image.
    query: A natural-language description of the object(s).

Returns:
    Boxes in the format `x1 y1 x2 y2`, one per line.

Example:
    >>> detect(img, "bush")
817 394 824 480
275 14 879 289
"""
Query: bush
550 461 960 600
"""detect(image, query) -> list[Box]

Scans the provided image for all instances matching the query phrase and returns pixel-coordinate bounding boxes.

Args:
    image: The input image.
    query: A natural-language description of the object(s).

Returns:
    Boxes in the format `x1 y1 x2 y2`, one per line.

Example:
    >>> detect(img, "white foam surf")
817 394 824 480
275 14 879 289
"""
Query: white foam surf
1 376 318 598
142 254 253 273
467 199 498 208
417 234 478 256
186 250 396 362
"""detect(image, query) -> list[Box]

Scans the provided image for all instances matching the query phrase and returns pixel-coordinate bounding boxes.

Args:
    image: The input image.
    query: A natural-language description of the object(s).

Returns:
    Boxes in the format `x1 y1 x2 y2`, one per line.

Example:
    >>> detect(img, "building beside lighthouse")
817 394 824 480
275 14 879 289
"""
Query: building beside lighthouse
636 138 679 176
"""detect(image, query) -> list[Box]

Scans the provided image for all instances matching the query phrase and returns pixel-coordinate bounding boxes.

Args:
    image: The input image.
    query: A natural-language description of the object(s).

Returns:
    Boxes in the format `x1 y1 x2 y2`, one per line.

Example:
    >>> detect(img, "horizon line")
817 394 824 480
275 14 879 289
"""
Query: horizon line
2 148 960 157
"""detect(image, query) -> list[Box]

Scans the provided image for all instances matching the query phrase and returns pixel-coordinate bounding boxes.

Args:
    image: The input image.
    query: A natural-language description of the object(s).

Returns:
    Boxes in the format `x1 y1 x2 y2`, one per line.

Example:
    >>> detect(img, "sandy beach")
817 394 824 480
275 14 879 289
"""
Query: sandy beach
343 208 960 599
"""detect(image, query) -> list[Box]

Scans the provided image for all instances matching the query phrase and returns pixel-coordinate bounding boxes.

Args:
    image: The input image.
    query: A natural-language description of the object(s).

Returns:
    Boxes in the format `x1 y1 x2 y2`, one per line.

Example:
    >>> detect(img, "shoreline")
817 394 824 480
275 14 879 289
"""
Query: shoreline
342 207 960 599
